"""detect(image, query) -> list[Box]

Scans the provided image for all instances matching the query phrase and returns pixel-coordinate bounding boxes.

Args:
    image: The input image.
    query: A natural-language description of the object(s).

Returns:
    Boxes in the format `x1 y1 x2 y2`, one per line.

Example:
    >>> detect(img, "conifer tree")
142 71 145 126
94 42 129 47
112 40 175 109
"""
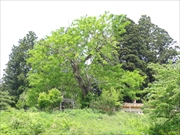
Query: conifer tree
2 31 38 101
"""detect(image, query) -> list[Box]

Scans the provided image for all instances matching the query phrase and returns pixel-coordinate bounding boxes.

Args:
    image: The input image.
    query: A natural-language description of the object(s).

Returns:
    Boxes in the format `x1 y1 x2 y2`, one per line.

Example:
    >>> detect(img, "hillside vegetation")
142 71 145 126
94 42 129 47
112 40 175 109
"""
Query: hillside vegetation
1 108 150 135
1 12 180 135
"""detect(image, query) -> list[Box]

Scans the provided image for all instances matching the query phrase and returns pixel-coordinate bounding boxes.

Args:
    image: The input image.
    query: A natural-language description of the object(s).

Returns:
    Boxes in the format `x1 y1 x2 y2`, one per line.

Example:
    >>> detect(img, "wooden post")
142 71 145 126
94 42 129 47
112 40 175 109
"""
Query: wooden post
72 101 74 109
60 102 62 110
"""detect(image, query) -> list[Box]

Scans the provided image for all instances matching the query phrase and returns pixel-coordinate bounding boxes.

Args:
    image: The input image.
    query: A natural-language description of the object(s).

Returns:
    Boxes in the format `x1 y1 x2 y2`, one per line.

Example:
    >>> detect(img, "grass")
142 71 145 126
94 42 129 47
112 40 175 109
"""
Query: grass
0 108 151 135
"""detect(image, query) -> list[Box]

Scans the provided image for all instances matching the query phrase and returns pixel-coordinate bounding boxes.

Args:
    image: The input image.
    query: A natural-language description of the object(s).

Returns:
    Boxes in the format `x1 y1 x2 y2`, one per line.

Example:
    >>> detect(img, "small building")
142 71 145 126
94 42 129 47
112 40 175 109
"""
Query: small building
122 102 143 114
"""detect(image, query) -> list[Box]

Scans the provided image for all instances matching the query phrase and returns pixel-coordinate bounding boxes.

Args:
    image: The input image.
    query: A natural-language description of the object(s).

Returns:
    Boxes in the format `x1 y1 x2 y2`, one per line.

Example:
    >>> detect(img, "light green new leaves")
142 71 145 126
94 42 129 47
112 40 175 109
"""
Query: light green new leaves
26 12 144 106
38 88 62 110
143 61 180 133
27 39 76 106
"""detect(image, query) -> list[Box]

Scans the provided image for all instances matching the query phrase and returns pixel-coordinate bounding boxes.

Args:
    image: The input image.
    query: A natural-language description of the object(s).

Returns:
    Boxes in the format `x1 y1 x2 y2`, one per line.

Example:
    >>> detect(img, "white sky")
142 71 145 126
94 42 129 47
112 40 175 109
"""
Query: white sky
1 1 180 78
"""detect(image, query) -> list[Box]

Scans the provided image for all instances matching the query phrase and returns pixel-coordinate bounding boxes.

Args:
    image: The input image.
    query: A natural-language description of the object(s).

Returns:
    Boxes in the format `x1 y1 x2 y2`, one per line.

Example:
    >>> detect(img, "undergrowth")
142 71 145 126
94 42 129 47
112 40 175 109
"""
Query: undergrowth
0 108 150 135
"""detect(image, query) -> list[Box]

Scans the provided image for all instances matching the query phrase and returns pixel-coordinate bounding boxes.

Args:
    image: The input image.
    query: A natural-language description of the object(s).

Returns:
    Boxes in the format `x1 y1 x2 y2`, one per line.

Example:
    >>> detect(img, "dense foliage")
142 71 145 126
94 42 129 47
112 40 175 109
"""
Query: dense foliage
1 11 179 135
38 88 63 110
89 87 121 114
26 12 145 107
0 108 151 135
117 15 179 84
143 61 180 134
2 31 38 102
0 90 15 110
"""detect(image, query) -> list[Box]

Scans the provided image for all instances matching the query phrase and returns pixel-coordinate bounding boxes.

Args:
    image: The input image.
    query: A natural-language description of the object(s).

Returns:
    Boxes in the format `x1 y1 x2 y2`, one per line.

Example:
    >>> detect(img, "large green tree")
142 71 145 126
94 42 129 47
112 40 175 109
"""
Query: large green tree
117 15 179 87
26 12 145 107
2 31 38 101
143 61 180 134
138 15 179 64
117 17 146 73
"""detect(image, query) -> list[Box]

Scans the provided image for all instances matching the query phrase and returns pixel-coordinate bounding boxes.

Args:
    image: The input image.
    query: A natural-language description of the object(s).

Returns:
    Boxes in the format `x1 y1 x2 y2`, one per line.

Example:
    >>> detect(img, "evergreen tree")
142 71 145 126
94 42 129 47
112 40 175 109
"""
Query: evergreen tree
138 15 179 64
115 15 179 102
117 15 179 83
2 31 38 101
117 17 147 73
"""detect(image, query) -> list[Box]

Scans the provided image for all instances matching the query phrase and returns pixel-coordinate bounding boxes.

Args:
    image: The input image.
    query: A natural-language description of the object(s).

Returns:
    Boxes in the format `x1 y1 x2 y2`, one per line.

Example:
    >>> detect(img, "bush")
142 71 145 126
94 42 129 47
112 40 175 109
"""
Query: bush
38 88 63 110
0 91 15 110
81 92 97 108
16 92 28 109
0 108 151 134
90 88 121 114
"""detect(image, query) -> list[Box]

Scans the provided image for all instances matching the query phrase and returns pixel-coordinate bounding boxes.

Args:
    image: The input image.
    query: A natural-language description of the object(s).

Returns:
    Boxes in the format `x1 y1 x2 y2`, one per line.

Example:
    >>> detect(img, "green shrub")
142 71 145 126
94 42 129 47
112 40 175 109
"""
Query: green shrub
38 88 62 110
90 88 121 114
27 106 39 112
0 91 15 110
38 92 50 110
48 88 63 108
0 108 151 135
16 92 28 109
81 92 97 108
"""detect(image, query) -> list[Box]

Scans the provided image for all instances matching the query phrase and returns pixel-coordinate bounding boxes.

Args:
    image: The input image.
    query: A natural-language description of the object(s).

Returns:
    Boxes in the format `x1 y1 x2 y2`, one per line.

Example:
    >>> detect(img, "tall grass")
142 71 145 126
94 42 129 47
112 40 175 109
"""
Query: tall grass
0 108 150 135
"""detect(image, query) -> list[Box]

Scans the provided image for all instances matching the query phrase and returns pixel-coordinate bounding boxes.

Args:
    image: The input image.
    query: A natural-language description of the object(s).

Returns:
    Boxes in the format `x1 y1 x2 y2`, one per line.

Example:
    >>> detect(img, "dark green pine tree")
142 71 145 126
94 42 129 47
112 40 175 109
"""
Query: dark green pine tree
138 15 179 64
116 15 179 102
117 17 147 73
117 15 179 82
2 31 38 102
138 15 179 83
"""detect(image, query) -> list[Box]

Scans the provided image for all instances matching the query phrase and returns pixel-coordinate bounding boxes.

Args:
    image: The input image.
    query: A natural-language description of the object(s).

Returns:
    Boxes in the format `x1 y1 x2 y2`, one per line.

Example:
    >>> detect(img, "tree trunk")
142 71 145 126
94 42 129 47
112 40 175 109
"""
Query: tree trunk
70 60 89 100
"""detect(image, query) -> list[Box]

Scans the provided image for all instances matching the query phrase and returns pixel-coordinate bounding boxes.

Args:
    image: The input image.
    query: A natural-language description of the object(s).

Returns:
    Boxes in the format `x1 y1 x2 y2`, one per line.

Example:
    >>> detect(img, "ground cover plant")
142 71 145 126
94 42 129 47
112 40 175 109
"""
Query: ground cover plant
0 108 150 135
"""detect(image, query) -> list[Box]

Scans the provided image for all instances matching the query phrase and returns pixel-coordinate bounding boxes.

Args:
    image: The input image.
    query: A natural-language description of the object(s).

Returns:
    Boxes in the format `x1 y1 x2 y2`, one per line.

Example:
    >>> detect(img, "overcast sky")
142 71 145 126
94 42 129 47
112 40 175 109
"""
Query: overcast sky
1 1 180 78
